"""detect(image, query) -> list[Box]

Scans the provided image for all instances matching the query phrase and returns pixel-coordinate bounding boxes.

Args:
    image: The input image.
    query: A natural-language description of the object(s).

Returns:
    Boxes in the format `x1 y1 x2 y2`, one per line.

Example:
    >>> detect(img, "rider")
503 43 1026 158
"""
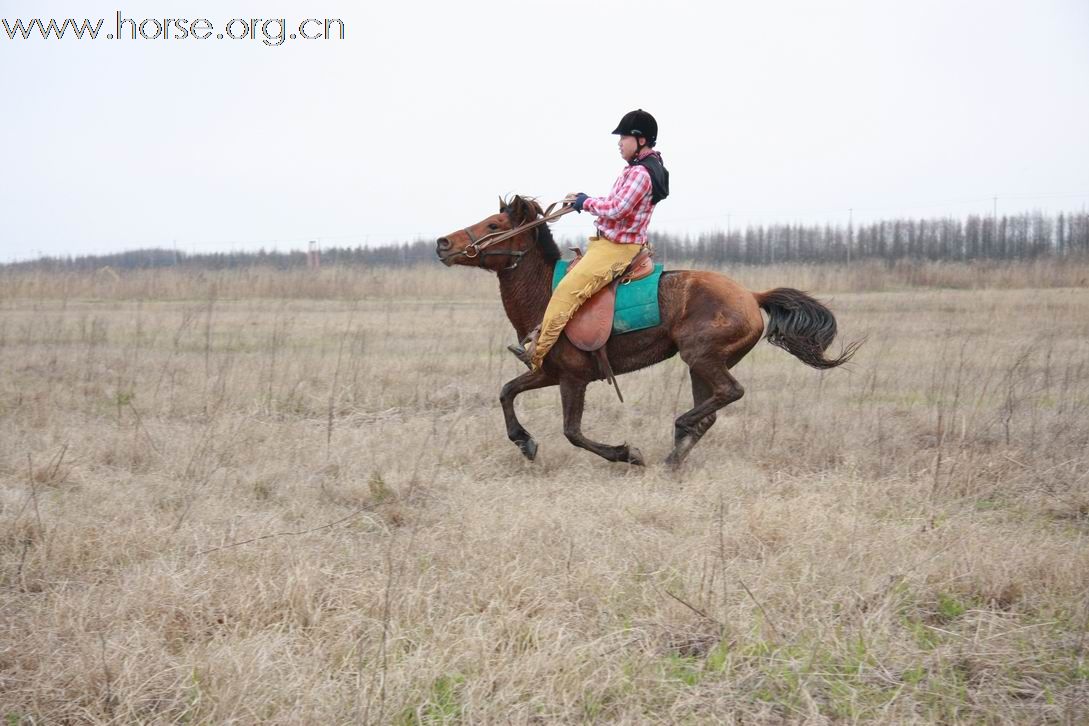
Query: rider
509 109 670 371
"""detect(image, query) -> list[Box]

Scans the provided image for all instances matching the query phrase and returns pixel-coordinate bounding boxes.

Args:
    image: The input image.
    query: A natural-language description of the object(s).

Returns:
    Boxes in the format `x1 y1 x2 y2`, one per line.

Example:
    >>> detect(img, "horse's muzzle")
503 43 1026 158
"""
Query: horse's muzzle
436 237 455 265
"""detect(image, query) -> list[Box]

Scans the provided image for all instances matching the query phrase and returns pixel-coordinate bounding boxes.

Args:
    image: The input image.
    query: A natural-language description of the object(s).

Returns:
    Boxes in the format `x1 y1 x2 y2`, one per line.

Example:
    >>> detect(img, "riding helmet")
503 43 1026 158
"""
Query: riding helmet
611 109 658 146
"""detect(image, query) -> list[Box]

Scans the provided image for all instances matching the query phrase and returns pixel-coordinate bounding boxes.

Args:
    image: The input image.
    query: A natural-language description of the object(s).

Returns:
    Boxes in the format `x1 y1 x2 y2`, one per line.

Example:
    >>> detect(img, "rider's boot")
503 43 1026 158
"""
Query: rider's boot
507 326 540 370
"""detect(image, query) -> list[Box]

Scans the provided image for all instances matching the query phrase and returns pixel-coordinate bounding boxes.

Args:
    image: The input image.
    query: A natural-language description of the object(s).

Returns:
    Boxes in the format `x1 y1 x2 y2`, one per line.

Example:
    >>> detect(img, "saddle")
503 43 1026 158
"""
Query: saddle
564 245 655 352
562 245 655 402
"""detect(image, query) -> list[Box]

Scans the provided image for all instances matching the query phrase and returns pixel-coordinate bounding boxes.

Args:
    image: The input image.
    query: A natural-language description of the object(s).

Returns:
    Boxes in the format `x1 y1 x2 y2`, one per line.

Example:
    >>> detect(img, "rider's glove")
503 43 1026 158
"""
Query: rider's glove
572 193 589 213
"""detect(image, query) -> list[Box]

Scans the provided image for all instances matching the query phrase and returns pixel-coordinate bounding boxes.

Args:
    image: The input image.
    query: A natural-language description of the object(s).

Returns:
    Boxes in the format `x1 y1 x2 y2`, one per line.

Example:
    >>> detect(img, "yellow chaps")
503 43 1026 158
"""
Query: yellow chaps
530 236 643 370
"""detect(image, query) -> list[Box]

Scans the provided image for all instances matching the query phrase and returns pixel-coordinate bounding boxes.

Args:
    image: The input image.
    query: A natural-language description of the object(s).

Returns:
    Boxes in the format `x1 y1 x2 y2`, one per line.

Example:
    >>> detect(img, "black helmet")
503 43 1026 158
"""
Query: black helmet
611 109 658 147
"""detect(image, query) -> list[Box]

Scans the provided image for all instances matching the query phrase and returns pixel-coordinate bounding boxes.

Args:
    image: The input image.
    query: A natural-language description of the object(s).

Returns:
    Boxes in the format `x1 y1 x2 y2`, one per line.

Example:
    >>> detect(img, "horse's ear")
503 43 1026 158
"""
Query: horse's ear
508 195 531 225
498 195 506 212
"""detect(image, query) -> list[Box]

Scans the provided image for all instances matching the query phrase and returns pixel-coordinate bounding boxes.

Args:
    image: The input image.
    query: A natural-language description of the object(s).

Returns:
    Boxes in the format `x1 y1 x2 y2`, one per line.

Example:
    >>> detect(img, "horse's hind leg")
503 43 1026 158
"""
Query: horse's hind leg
500 369 557 461
560 379 645 465
665 365 744 470
677 371 719 447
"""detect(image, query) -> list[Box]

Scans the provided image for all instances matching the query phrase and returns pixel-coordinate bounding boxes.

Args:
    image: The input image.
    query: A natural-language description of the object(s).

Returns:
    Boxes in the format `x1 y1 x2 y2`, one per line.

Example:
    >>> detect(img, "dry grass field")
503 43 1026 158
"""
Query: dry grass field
2 261 1088 724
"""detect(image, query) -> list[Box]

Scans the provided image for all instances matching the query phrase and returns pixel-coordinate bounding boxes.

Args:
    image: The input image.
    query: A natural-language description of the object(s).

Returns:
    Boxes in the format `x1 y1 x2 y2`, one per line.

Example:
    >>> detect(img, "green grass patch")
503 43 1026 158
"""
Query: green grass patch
936 592 969 622
397 674 464 725
662 654 702 686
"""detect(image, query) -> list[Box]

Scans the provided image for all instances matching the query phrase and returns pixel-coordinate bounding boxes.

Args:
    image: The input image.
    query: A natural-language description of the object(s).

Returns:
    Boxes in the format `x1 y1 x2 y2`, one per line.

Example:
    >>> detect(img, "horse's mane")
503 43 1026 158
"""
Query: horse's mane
500 195 561 264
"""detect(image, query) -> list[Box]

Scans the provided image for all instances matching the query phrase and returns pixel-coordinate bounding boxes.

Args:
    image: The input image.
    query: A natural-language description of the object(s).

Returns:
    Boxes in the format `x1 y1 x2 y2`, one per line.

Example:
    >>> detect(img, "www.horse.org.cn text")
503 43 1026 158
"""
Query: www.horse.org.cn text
2 12 346 46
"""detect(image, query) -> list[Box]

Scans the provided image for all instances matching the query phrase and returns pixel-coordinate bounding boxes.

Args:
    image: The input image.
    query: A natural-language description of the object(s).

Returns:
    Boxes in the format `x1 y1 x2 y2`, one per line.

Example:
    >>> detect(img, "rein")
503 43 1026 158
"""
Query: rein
457 201 575 270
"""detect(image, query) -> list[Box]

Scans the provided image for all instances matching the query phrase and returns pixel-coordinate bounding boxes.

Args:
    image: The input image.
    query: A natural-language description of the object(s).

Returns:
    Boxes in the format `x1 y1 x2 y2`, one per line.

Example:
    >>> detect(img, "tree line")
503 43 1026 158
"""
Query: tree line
7 210 1088 272
659 210 1089 265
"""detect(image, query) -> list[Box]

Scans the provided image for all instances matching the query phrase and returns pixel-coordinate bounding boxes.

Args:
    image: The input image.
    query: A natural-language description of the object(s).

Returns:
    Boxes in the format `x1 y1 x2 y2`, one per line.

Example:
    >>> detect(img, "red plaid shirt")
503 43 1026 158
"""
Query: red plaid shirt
582 148 658 244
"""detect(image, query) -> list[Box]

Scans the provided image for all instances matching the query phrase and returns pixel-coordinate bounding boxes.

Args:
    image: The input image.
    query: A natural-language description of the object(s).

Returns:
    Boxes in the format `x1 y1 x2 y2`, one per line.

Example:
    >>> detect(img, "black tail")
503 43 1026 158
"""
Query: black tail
755 288 861 369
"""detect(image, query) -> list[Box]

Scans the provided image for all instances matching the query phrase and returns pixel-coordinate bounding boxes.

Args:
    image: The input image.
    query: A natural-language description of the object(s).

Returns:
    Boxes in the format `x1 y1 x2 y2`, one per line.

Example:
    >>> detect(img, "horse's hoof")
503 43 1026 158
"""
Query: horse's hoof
665 435 696 470
518 438 538 461
664 450 685 471
626 447 646 466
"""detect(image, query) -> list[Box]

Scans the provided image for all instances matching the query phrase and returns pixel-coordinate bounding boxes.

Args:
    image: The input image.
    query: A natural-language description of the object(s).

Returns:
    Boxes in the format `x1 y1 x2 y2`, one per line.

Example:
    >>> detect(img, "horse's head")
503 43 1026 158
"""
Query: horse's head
436 195 560 271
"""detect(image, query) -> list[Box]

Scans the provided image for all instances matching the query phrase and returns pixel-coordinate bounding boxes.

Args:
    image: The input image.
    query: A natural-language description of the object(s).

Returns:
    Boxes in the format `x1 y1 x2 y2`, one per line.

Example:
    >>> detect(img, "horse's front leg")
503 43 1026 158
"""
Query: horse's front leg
560 379 645 465
500 369 557 461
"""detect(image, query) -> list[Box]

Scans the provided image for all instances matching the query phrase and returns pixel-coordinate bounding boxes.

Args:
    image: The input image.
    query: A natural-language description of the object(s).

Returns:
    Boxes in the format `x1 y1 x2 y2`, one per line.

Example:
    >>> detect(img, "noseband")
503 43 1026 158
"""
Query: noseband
460 226 528 271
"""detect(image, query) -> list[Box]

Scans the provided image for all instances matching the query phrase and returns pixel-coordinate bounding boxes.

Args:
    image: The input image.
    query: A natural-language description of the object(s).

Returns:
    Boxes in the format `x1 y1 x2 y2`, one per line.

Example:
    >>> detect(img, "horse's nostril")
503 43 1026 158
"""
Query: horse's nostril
437 237 451 250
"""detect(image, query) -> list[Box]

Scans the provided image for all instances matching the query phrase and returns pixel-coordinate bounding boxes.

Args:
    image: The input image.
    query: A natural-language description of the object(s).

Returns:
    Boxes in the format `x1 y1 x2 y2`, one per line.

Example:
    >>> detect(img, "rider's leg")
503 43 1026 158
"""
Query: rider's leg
525 236 641 370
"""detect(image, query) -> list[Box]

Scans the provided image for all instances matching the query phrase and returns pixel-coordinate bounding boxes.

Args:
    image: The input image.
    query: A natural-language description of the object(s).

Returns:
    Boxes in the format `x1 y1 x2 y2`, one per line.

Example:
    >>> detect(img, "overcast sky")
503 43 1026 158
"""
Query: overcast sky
2 0 1087 261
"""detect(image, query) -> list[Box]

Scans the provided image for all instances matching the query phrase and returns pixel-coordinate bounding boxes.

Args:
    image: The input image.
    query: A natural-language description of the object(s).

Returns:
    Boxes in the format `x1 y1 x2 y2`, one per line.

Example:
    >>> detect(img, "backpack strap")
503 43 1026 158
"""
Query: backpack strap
631 153 670 204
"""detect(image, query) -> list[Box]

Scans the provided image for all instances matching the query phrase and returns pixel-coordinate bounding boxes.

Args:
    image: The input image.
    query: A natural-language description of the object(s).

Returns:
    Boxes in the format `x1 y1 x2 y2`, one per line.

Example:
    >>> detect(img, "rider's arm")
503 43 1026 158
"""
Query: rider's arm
582 167 652 220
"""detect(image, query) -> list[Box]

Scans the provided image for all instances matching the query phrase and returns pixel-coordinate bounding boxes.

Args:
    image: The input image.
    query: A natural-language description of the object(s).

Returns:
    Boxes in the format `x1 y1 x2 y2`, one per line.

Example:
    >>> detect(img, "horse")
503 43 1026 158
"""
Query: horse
436 195 860 469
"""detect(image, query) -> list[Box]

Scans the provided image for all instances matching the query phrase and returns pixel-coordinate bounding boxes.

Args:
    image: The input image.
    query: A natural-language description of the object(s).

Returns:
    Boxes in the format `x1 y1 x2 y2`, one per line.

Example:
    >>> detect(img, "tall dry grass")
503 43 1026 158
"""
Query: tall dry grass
2 256 1088 302
1 264 1088 723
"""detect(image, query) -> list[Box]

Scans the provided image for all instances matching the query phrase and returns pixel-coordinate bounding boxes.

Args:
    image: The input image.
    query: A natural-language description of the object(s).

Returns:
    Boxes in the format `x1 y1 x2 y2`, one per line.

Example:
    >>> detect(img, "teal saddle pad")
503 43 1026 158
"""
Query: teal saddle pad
551 260 665 334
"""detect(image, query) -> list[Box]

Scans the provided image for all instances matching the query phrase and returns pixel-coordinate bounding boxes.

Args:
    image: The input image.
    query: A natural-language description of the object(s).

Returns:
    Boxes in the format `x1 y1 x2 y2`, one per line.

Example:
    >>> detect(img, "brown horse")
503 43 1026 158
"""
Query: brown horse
437 195 859 469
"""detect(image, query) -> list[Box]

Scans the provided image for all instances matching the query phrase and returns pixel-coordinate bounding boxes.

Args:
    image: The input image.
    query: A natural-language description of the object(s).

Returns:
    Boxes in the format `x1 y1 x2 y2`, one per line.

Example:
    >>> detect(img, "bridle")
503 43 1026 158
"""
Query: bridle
460 226 528 271
453 201 575 271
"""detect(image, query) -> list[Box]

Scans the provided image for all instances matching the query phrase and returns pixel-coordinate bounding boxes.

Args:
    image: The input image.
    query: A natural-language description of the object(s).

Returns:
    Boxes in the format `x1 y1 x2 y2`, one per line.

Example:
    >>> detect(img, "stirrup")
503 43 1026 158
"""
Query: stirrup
507 327 539 370
506 342 533 369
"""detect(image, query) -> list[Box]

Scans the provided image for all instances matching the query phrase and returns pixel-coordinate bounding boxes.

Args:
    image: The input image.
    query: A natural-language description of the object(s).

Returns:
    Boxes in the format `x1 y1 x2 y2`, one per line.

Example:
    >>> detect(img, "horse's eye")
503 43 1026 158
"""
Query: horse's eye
488 224 500 231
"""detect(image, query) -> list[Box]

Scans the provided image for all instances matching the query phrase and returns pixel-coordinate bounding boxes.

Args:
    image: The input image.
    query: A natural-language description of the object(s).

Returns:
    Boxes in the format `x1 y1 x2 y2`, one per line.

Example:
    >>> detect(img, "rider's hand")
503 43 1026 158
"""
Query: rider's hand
572 193 589 213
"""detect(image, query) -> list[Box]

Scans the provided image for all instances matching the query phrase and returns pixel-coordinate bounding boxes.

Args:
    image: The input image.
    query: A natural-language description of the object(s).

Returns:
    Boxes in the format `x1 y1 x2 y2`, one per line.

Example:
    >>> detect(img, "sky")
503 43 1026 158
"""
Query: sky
2 0 1088 261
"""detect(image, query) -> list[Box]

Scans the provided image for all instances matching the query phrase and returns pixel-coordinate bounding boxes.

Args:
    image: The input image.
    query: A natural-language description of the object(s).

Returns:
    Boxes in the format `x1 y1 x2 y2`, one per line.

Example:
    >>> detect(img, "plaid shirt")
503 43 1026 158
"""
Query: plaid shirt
582 148 658 244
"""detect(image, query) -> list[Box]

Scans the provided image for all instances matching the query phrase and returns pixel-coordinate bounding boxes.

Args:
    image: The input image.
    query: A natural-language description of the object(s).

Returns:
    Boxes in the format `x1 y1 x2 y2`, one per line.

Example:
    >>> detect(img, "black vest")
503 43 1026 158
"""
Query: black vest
631 152 670 204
